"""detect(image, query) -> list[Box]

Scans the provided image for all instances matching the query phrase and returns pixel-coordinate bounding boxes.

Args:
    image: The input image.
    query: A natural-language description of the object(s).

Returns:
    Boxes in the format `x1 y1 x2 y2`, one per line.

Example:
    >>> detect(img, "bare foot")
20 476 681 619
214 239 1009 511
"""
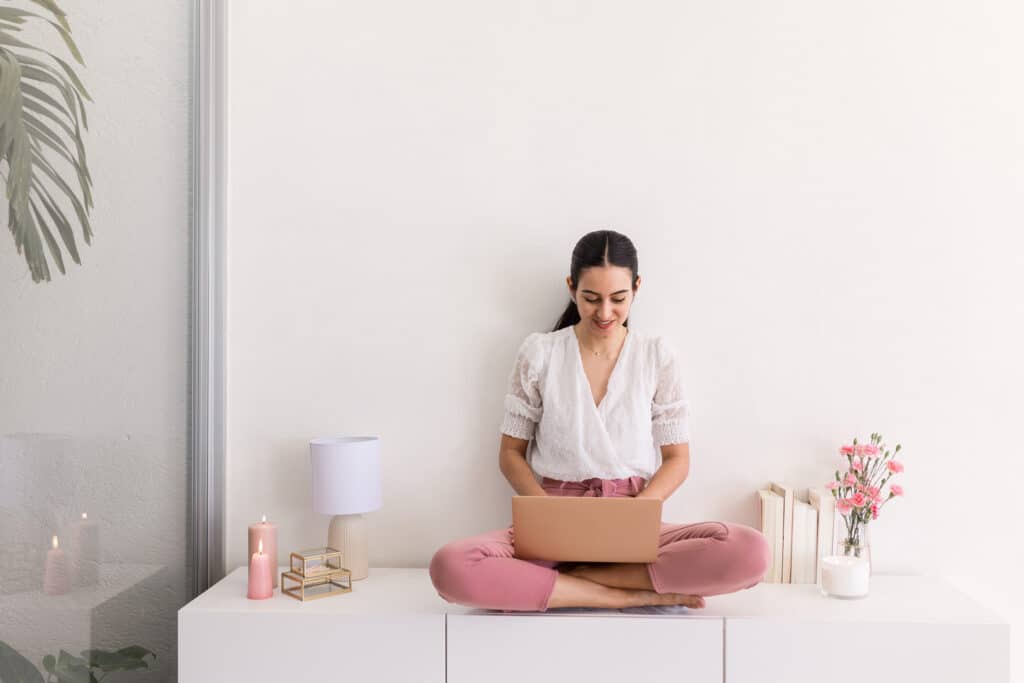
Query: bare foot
545 571 706 610
558 565 705 609
627 589 705 609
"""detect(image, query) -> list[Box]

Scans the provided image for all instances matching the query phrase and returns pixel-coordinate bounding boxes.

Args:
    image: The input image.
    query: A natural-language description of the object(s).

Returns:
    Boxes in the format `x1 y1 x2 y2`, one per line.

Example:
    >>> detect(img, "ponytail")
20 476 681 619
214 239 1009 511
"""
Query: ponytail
552 300 581 331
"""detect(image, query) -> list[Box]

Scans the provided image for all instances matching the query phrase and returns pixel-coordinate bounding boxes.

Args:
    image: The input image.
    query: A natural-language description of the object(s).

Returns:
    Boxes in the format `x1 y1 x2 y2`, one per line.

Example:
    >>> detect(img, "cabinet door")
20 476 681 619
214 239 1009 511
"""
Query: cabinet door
179 612 445 683
725 619 1009 683
448 614 723 683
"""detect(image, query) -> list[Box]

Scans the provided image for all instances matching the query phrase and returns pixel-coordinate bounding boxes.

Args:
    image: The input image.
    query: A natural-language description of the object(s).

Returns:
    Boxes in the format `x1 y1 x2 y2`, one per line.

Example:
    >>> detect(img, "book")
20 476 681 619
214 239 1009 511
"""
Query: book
791 497 806 584
808 487 837 586
757 489 784 583
791 495 818 583
806 500 819 584
768 481 794 583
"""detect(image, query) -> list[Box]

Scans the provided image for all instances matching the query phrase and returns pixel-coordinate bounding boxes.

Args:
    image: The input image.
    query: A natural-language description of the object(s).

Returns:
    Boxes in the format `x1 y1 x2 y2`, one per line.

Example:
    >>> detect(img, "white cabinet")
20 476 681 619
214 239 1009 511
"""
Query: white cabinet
713 576 1009 683
178 570 1009 683
178 568 445 683
447 612 722 683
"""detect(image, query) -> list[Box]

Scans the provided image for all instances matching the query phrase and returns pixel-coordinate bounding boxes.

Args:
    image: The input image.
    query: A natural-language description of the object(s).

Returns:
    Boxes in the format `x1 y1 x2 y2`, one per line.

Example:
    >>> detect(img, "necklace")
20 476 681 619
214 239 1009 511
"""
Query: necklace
576 326 629 358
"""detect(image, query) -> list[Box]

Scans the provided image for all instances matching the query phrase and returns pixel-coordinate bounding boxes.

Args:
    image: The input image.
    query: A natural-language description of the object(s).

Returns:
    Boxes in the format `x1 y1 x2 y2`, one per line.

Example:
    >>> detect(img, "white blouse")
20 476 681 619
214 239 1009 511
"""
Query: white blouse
499 325 690 482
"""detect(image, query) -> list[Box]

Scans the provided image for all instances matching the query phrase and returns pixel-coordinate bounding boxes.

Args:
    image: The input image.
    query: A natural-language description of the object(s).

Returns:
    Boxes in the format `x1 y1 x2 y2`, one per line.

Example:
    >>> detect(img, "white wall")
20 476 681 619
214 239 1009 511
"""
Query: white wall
226 0 1023 674
0 1 191 679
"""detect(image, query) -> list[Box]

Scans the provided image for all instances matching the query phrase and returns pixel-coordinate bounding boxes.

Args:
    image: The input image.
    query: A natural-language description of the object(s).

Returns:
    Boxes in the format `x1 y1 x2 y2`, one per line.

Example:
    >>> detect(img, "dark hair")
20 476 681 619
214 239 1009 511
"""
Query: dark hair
552 230 639 331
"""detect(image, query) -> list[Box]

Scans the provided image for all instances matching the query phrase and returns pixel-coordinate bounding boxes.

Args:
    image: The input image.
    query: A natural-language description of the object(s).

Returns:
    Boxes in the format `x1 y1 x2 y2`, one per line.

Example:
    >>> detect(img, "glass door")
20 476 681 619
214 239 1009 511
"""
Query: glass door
0 1 195 680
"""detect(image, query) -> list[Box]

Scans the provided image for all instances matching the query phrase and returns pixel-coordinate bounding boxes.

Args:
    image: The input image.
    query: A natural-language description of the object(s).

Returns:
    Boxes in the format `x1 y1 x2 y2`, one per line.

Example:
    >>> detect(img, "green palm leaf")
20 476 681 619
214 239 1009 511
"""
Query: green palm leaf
0 0 91 283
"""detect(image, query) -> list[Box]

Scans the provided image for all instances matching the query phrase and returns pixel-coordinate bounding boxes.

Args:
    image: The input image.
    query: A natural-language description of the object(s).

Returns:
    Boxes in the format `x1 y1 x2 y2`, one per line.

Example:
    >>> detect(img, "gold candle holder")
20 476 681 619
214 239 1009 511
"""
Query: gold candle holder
281 568 352 601
289 546 343 577
280 547 352 601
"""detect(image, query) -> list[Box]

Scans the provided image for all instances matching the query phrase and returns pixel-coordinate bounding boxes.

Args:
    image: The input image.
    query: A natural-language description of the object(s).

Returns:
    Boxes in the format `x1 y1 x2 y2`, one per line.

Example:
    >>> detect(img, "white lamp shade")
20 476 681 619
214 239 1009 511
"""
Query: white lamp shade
310 437 382 515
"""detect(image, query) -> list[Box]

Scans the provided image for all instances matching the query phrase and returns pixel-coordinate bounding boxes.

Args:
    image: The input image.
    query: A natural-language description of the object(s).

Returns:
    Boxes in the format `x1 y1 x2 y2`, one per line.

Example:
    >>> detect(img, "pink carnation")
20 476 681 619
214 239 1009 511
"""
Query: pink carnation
890 484 904 496
851 492 867 507
871 503 879 519
887 460 904 473
825 481 839 490
836 499 853 515
840 445 855 456
867 486 879 498
863 444 880 457
844 472 857 486
851 459 863 472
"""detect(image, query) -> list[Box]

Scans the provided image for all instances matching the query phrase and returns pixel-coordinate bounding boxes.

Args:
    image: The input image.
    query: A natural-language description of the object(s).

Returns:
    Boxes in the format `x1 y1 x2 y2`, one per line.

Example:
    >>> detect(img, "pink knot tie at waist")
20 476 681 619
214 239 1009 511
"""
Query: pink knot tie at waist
541 476 647 498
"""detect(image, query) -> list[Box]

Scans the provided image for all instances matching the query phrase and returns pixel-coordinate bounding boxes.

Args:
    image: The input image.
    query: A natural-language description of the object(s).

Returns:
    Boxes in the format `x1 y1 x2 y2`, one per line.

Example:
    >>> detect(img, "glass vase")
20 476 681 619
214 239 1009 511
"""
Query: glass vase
821 523 871 598
839 523 872 577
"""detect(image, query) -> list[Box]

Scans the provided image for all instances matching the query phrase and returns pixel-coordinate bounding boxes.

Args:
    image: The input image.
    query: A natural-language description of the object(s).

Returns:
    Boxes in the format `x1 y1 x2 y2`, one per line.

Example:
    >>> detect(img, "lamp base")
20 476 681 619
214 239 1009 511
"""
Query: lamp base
327 514 369 580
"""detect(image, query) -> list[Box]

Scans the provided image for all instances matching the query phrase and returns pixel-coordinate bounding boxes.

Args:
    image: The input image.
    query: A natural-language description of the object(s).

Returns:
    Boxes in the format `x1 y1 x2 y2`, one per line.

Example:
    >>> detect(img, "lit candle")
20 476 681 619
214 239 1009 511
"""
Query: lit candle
247 538 273 600
43 535 70 595
73 512 100 587
248 513 278 587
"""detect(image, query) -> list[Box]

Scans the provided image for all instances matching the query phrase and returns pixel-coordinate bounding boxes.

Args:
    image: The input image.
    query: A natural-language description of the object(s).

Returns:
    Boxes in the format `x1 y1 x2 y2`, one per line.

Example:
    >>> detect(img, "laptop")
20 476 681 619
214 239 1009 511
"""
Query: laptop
511 495 662 563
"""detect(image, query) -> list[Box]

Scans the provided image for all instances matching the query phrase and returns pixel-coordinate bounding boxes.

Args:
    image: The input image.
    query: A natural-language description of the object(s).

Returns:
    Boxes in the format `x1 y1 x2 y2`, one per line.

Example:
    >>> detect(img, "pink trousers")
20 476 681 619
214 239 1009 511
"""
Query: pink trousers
429 475 772 612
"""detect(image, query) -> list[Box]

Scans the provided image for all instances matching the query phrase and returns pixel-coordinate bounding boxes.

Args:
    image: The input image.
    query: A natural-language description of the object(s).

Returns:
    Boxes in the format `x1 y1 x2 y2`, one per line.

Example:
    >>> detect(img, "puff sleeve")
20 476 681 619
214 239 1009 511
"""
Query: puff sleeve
500 333 544 440
651 336 691 447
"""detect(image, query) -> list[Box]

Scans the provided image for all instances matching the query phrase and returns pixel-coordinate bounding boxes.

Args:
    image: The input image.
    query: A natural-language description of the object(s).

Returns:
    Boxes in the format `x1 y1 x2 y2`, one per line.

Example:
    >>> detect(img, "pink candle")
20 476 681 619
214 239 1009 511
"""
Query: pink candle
43 535 70 596
73 512 100 587
247 538 273 600
248 513 278 587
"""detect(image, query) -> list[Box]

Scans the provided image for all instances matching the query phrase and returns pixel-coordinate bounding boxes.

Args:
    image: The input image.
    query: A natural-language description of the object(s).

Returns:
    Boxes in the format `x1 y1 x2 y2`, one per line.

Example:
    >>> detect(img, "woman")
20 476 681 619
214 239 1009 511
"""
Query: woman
429 230 771 612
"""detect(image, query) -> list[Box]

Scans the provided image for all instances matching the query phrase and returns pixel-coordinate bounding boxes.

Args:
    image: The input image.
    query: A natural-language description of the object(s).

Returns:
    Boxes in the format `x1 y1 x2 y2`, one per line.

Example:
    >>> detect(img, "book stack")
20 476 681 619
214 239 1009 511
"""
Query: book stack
757 482 838 584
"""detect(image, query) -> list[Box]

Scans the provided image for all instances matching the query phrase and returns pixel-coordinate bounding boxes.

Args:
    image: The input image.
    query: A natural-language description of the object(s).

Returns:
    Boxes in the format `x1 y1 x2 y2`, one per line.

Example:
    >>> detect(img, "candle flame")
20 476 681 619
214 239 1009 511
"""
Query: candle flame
261 513 266 523
258 538 263 554
52 535 59 549
82 512 88 520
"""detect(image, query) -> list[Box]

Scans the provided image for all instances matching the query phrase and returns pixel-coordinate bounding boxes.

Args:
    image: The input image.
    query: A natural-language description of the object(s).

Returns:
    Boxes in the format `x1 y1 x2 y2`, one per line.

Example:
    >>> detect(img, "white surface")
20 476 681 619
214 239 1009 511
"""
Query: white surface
180 567 450 615
179 569 1009 682
224 2 1024 679
0 563 166 612
707 573 1006 623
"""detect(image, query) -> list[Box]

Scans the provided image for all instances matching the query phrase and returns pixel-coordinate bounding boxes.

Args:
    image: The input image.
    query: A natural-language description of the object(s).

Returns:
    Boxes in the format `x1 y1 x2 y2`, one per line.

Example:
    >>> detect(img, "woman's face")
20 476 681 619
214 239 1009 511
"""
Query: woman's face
567 265 640 337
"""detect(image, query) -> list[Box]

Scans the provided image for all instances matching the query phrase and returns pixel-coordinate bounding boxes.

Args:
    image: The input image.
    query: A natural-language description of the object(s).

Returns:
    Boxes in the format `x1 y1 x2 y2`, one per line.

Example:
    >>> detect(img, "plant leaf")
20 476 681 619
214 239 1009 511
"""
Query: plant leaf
30 197 66 274
114 645 156 662
22 104 94 205
0 3 91 283
25 0 69 32
33 177 82 262
0 640 45 683
81 649 152 672
53 650 92 683
46 20 81 64
30 147 92 242
0 7 40 26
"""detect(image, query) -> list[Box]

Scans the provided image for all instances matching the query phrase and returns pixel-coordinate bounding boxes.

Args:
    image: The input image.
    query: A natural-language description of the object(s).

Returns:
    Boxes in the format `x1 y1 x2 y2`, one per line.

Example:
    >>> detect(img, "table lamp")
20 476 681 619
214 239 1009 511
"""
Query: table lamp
310 436 382 581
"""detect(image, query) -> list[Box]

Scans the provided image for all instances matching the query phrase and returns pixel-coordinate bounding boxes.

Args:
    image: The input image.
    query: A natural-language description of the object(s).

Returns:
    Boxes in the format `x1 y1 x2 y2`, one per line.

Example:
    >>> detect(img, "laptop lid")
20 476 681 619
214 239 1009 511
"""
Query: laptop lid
511 495 662 563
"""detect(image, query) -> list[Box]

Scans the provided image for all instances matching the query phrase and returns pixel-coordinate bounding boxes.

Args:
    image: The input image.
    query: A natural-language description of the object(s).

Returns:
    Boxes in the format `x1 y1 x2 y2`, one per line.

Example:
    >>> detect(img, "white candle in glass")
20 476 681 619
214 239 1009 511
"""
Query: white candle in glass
820 555 869 598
